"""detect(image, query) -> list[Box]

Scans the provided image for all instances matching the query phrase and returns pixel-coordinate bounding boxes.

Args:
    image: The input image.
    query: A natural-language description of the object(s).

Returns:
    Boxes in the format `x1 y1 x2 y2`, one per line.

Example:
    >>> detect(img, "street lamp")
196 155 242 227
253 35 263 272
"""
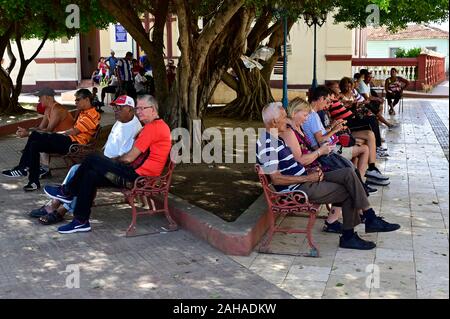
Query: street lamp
303 10 327 90
273 4 288 109
282 14 288 109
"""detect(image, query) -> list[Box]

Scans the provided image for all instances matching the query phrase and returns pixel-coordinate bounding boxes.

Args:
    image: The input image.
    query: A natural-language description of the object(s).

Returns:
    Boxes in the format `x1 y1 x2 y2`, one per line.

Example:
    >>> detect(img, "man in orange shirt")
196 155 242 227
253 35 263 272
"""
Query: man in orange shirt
2 89 100 191
44 95 171 233
16 87 74 178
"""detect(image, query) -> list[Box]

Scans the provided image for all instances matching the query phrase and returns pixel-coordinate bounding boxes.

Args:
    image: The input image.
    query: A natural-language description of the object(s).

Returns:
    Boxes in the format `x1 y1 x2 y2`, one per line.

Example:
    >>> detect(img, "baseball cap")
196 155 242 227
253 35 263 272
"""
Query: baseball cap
111 95 135 108
35 87 56 97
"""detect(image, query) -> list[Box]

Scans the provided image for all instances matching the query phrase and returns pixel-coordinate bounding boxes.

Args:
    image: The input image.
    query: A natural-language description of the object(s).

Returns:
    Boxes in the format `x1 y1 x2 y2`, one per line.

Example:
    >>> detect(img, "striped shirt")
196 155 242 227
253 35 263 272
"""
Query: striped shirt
353 89 365 103
116 58 133 82
256 131 306 192
328 100 354 121
69 107 101 145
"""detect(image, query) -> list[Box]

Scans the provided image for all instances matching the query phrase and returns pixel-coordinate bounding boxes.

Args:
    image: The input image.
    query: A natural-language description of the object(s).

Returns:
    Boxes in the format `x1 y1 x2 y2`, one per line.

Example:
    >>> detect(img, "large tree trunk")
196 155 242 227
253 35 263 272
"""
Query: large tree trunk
0 29 48 115
218 16 295 120
169 0 248 135
215 61 274 120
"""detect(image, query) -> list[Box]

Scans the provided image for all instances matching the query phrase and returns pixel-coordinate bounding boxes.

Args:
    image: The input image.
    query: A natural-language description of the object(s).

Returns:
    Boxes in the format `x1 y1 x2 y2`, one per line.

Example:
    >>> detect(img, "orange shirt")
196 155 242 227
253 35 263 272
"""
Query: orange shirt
134 119 171 176
69 107 101 145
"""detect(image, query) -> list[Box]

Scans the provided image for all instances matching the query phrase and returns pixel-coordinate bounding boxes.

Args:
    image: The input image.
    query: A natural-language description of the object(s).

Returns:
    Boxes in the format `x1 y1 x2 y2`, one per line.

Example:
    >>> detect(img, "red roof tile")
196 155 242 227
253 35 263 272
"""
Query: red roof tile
367 24 449 40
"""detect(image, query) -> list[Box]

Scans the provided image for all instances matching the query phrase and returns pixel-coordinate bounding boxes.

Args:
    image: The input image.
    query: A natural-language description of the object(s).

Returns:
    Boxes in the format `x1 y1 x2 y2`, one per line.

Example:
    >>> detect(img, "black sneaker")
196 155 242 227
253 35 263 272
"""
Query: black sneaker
2 167 27 178
365 216 401 233
23 182 40 192
323 220 343 234
364 182 378 194
339 232 376 250
39 167 52 179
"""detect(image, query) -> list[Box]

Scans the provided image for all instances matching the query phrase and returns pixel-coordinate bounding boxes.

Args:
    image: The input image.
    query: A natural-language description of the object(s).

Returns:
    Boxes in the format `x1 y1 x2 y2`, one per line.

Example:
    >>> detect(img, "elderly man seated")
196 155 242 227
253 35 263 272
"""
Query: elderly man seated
256 102 400 250
43 95 171 234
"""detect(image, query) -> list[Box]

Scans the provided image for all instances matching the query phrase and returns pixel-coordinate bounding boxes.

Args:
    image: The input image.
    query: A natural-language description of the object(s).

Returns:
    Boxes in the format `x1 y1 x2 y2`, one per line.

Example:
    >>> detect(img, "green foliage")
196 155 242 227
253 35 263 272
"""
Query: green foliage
405 47 422 57
332 0 449 31
395 48 406 58
0 0 114 41
395 47 422 58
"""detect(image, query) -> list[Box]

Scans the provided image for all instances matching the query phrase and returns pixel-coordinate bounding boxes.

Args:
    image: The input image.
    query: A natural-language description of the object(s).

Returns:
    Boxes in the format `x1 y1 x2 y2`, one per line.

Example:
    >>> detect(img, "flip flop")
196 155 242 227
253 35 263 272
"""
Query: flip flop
38 211 64 225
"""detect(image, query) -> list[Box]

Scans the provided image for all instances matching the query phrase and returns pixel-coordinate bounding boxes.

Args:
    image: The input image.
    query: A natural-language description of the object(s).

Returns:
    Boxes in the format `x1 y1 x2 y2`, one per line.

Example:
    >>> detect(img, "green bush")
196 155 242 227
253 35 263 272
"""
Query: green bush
405 47 422 57
395 48 406 58
395 47 422 58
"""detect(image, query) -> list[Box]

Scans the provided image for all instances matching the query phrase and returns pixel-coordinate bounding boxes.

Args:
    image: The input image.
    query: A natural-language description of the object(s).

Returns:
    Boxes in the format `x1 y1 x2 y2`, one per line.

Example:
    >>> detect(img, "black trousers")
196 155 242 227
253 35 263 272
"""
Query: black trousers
101 86 117 102
66 153 139 220
347 115 382 147
386 92 402 106
18 132 74 183
116 81 136 99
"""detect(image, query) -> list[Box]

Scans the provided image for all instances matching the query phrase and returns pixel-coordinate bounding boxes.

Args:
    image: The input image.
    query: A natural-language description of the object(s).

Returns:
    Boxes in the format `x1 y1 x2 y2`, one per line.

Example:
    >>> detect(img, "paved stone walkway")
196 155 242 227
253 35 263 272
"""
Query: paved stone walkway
0 99 447 299
231 98 449 299
0 107 291 299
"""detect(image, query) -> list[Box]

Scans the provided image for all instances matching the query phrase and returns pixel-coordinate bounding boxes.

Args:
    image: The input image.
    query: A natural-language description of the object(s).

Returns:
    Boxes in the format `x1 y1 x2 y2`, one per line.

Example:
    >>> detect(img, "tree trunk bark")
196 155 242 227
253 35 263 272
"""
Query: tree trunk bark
218 18 295 120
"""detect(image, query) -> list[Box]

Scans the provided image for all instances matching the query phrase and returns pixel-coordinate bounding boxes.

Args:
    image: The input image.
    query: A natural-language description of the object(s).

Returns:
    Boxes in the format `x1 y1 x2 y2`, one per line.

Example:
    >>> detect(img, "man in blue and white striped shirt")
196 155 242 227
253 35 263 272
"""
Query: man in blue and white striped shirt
115 52 136 99
256 102 400 250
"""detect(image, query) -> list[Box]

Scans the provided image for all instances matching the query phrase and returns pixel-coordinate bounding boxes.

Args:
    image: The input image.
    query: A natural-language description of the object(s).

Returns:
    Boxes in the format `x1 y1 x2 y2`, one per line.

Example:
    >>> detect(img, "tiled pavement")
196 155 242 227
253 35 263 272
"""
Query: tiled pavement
0 99 448 299
230 98 449 299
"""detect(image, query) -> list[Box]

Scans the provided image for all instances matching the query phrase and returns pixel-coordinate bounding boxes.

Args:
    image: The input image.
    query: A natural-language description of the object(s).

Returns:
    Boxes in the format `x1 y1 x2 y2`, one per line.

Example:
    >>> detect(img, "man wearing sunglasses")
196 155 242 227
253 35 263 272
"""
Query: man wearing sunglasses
2 89 100 191
44 95 171 234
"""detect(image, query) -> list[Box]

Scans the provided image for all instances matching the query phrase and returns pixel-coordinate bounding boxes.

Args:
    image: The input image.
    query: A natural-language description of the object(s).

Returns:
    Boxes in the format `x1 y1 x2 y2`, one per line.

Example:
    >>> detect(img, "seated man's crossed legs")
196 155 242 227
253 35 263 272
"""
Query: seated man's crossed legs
43 153 139 233
294 167 400 250
2 131 74 191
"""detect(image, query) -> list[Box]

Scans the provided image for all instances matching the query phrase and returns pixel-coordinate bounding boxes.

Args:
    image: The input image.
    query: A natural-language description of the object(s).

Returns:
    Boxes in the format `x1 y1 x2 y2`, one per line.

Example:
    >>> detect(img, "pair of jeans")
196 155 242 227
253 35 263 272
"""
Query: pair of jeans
66 153 139 220
18 131 74 184
62 164 80 214
386 91 402 107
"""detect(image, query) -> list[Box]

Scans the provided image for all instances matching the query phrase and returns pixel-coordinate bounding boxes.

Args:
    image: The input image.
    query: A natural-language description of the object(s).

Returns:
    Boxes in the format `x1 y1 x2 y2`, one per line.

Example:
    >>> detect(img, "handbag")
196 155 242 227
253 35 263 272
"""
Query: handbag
317 151 353 172
336 129 356 147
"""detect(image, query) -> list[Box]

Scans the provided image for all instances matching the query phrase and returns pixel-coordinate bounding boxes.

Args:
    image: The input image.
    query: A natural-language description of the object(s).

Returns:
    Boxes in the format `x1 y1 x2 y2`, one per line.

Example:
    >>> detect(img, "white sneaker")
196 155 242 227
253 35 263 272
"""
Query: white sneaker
365 168 389 180
366 177 390 186
376 150 390 158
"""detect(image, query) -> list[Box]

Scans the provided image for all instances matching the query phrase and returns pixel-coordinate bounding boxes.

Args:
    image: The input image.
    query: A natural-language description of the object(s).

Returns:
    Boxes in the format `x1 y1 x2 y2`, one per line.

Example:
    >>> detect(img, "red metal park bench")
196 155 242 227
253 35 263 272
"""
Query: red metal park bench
255 164 321 257
121 159 178 236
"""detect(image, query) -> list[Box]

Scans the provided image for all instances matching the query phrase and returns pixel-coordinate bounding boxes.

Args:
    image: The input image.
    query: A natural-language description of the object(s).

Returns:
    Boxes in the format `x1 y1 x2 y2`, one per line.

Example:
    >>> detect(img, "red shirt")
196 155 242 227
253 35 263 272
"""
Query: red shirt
134 119 171 176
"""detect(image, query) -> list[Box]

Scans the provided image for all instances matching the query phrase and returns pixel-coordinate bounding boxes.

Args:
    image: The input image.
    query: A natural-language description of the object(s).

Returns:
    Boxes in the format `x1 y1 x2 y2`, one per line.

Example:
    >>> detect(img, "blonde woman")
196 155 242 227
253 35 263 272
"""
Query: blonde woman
280 98 342 233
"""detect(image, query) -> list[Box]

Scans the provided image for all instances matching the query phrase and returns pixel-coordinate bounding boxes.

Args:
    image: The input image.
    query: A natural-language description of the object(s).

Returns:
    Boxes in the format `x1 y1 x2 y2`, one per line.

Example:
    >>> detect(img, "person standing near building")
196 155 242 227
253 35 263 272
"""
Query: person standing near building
105 50 118 78
115 51 136 99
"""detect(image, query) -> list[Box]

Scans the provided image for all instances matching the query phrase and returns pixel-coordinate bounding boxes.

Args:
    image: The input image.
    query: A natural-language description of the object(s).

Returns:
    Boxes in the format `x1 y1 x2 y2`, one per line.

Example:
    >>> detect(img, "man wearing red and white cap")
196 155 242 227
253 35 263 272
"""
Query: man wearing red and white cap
45 95 172 234
34 95 142 225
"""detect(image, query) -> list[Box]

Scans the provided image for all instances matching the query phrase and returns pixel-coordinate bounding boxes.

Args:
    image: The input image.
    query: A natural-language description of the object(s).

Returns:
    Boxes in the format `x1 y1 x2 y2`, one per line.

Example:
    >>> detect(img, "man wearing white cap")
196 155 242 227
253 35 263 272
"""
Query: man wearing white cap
30 95 142 225
44 95 172 233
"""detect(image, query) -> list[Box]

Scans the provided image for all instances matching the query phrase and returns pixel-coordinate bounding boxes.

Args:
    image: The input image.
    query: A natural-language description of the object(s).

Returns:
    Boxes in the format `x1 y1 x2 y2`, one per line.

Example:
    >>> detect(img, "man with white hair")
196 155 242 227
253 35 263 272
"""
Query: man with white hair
256 102 400 250
44 95 171 233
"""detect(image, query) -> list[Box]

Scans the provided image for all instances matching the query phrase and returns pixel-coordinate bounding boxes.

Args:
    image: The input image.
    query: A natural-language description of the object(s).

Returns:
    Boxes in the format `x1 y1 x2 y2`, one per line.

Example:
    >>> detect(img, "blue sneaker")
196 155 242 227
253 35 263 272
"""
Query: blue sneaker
58 219 91 234
44 185 74 204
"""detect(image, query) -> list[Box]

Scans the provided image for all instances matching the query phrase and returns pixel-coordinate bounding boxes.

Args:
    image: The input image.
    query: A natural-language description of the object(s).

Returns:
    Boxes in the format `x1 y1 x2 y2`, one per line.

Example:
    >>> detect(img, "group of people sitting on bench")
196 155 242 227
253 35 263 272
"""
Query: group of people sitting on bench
256 84 402 250
3 88 171 234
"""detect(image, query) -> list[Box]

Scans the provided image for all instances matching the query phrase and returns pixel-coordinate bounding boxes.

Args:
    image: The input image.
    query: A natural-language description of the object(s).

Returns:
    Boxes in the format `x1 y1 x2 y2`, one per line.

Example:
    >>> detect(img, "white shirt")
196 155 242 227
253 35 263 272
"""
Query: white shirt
103 116 142 158
134 73 147 93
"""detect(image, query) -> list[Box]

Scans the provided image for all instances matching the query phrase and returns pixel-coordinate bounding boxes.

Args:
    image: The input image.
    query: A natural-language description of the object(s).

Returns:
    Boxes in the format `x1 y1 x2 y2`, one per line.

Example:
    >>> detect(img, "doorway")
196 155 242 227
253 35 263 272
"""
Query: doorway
79 29 100 79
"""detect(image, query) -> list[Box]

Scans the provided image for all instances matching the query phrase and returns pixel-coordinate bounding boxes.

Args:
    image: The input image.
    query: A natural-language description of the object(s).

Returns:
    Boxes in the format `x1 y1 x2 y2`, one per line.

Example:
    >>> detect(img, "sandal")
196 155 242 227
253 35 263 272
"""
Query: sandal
29 206 49 218
38 211 64 225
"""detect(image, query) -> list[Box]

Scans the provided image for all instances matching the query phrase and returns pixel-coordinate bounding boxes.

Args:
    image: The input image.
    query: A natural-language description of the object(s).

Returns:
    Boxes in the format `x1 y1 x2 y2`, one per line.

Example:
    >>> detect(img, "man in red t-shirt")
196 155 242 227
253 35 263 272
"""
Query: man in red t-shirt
45 95 172 233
